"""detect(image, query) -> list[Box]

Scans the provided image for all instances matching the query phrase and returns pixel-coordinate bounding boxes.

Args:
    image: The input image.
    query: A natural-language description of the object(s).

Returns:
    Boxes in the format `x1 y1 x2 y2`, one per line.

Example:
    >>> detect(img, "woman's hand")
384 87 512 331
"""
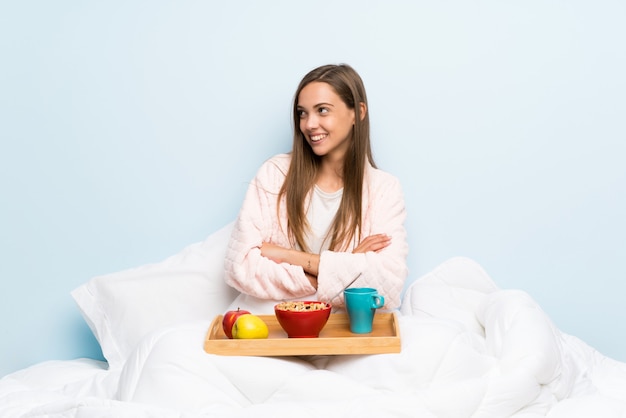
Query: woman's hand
261 242 320 278
352 233 391 254
260 242 288 264
305 272 318 290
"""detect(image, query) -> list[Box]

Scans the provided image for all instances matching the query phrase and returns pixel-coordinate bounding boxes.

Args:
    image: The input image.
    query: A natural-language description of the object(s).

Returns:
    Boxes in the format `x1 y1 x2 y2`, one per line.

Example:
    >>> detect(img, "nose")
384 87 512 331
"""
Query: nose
302 113 319 131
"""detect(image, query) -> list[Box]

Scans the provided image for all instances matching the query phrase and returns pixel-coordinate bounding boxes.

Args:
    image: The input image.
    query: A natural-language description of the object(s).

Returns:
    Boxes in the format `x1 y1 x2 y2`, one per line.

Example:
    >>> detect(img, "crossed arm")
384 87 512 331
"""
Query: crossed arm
260 233 392 289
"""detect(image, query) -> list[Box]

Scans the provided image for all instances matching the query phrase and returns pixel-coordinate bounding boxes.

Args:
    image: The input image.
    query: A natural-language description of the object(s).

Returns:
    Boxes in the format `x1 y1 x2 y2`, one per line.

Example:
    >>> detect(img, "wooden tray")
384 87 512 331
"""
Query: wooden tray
204 312 401 356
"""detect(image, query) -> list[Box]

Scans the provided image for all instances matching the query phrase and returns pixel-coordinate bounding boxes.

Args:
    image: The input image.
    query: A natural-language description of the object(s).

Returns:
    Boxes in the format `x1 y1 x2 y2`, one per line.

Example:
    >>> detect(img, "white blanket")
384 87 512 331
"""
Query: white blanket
2 257 626 418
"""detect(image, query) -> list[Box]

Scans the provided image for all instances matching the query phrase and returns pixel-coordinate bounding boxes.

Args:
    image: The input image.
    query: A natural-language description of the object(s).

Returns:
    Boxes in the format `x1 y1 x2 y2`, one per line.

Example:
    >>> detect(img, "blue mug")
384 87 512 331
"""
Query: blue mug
344 288 385 334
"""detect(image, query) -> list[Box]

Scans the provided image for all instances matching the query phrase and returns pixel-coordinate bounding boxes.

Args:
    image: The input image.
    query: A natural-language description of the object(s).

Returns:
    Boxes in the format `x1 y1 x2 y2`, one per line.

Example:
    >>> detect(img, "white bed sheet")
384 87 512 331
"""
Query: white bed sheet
2 257 625 418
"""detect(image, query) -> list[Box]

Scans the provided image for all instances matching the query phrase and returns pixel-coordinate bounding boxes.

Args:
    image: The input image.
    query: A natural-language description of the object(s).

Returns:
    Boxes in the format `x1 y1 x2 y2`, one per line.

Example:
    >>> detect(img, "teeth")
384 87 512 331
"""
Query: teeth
311 134 326 142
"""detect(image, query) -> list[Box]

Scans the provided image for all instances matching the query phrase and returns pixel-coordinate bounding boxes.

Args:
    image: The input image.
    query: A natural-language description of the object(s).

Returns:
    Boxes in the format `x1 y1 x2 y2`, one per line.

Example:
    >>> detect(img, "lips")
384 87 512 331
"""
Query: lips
310 134 327 142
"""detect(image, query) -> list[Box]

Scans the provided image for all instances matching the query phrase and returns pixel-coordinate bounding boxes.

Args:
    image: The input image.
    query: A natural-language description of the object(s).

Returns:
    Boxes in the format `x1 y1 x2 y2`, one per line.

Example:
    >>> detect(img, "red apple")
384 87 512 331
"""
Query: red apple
222 308 251 339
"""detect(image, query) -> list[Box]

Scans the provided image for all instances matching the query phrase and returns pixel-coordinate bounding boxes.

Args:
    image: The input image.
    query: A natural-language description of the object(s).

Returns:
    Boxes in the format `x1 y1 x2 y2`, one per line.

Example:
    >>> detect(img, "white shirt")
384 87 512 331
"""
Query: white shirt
305 185 343 254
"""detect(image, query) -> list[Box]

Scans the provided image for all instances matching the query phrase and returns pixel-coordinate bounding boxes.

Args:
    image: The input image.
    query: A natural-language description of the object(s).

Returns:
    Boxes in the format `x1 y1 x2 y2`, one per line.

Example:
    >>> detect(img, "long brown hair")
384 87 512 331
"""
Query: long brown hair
279 64 376 252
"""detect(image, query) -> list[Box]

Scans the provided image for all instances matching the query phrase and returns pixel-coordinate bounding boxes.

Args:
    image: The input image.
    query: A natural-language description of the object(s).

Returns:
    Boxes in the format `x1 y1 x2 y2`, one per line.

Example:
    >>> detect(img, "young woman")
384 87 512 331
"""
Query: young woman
119 65 410 410
224 64 408 309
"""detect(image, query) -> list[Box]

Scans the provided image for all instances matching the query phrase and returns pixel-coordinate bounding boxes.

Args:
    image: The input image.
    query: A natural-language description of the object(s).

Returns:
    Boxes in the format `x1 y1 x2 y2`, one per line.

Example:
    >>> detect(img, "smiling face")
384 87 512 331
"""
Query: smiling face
297 81 356 161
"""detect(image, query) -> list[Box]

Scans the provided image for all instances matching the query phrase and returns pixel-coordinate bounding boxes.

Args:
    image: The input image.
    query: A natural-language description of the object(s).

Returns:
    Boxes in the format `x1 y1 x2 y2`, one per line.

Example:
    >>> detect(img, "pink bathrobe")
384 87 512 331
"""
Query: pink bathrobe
224 153 409 309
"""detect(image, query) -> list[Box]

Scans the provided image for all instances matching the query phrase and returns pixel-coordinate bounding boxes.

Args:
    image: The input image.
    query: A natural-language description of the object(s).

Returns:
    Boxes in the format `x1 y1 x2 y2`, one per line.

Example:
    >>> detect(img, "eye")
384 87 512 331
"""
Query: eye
297 109 307 119
318 107 329 115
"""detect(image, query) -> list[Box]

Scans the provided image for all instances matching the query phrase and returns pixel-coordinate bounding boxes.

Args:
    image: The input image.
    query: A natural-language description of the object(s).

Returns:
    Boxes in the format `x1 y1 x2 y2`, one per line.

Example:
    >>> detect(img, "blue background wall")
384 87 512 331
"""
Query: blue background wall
1 1 624 377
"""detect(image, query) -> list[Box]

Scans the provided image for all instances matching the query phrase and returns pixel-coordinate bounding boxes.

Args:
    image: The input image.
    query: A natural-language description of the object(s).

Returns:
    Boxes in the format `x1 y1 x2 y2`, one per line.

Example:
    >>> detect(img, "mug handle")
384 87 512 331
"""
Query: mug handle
371 295 385 309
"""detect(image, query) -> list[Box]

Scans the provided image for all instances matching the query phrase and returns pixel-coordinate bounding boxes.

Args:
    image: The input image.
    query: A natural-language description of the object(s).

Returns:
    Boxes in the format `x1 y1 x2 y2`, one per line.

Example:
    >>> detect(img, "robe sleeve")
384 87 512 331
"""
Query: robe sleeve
224 156 316 300
316 173 409 309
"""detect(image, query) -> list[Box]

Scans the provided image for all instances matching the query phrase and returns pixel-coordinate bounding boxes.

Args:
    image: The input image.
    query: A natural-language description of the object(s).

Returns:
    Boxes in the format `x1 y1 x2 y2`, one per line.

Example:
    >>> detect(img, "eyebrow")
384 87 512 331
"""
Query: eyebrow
297 102 335 110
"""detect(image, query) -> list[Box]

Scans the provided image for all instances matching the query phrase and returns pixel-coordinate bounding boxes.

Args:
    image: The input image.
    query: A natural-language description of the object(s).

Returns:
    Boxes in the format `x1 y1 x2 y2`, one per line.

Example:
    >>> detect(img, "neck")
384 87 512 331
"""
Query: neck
316 157 344 193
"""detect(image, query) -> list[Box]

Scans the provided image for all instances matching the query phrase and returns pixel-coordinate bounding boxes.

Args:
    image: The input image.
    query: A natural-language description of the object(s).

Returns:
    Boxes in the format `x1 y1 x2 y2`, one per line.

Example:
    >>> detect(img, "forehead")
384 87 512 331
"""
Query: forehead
297 82 342 107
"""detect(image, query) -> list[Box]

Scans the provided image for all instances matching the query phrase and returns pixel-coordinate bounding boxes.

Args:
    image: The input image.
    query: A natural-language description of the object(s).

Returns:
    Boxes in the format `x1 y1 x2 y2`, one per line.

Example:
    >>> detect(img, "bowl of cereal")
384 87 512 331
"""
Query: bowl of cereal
274 301 332 338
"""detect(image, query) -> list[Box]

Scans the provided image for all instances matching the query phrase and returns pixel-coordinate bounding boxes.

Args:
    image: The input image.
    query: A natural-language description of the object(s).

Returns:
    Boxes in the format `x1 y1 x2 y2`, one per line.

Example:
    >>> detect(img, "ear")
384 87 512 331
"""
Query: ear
359 102 367 121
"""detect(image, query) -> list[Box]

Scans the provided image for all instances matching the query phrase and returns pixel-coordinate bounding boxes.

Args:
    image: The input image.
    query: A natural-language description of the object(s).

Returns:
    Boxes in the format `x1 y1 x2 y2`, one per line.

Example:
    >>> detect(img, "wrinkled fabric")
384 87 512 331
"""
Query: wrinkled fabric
2 257 626 418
